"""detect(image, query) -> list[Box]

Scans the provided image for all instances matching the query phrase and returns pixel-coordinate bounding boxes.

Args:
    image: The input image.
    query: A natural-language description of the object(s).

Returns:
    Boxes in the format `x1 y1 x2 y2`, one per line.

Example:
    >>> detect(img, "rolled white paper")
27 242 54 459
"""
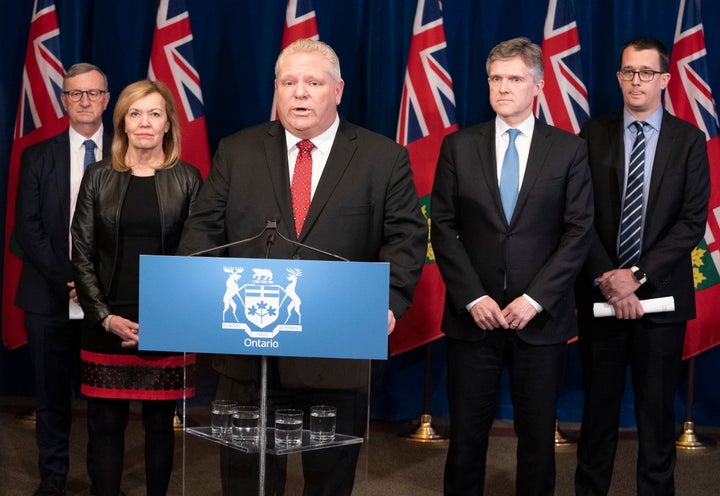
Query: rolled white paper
69 299 84 320
593 296 675 317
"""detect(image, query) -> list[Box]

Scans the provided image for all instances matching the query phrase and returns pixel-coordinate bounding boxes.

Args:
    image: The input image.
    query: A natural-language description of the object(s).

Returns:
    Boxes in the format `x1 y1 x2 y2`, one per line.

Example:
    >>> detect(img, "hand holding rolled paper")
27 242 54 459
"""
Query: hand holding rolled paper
593 296 675 317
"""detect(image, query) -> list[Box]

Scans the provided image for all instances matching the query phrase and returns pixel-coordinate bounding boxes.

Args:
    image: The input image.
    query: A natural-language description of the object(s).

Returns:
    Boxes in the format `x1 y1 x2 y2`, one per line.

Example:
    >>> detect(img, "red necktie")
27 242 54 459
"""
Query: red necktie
291 139 314 237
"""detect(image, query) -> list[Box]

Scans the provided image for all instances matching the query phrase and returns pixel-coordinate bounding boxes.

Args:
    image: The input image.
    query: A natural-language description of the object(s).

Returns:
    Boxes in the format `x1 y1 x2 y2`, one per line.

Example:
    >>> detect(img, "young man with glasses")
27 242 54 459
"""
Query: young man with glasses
14 63 111 496
574 37 710 495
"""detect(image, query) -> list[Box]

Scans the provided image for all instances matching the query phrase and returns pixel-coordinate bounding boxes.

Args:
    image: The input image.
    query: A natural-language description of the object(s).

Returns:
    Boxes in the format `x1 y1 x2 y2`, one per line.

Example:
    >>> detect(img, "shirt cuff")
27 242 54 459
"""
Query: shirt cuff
466 295 488 312
523 294 543 313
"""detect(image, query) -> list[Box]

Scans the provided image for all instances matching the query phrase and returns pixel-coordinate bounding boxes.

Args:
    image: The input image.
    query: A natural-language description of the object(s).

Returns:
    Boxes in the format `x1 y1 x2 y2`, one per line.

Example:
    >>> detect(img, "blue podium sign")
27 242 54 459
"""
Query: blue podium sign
138 255 390 360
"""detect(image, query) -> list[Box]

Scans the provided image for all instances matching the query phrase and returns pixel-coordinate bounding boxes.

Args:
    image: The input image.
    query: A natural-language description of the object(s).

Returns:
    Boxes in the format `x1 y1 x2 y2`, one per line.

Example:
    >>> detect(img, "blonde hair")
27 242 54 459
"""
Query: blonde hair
275 38 342 81
111 80 181 171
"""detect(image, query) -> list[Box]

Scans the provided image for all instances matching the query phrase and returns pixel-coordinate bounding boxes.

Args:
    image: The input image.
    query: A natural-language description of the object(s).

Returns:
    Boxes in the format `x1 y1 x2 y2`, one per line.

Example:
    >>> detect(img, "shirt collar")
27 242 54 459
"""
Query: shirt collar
285 114 340 156
495 114 535 139
623 106 663 132
68 125 104 152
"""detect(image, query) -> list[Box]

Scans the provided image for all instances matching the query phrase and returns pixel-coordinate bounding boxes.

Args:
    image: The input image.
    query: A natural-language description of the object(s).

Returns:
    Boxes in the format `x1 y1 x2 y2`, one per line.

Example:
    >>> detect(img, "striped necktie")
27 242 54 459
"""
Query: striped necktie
618 121 646 268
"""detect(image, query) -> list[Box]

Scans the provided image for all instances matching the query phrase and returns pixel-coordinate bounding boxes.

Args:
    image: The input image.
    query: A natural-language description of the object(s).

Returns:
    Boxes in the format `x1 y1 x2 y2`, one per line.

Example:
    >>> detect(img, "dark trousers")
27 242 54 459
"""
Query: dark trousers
575 316 685 496
217 375 367 496
25 312 81 482
444 334 566 496
86 397 176 496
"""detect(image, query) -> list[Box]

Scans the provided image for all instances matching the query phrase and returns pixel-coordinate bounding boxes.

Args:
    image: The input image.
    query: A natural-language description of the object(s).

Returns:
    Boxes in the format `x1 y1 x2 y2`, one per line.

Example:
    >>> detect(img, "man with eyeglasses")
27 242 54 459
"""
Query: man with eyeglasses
14 63 111 496
432 37 593 495
574 37 710 495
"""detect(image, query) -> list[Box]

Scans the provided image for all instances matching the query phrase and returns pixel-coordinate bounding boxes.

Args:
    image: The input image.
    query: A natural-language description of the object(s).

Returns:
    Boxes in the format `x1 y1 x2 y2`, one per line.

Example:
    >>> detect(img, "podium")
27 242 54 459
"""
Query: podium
139 255 390 495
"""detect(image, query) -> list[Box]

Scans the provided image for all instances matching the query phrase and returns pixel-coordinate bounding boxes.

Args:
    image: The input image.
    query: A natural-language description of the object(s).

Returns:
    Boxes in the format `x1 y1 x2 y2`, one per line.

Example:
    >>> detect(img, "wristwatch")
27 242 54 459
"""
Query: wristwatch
631 266 647 285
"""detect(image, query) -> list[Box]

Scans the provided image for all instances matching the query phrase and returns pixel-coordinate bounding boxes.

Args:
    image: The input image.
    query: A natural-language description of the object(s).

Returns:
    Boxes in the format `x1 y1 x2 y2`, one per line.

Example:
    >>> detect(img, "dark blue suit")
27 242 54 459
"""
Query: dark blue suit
178 118 427 495
14 129 111 483
574 110 710 495
432 119 594 495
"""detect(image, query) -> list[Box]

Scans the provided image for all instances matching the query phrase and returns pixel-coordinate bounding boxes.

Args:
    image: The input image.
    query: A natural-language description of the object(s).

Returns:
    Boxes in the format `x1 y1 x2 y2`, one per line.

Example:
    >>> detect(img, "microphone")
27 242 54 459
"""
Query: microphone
187 220 349 261
266 221 349 262
186 220 278 257
265 221 277 258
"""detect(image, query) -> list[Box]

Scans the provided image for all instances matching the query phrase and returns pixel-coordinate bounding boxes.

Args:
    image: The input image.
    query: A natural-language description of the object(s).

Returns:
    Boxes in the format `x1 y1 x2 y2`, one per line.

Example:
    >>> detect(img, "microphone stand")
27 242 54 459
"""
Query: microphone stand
257 224 277 496
189 220 349 262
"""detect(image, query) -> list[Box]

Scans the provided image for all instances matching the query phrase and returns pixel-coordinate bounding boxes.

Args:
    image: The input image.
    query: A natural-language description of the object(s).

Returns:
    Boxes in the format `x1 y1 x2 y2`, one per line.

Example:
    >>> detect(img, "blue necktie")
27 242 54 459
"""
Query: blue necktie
83 139 96 170
618 121 645 268
499 128 521 222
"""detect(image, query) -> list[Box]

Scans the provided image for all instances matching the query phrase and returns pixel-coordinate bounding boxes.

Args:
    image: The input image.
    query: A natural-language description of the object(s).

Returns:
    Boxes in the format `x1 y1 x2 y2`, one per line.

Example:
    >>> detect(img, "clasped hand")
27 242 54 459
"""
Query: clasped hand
598 269 644 319
469 296 538 331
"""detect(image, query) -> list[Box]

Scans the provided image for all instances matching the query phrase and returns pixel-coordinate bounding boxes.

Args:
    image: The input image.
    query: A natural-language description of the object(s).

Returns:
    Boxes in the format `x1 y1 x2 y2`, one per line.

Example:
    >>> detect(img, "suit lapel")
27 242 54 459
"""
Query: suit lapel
263 123 296 240
647 111 673 211
54 131 71 233
299 120 357 240
610 114 626 193
474 122 504 222
513 120 551 223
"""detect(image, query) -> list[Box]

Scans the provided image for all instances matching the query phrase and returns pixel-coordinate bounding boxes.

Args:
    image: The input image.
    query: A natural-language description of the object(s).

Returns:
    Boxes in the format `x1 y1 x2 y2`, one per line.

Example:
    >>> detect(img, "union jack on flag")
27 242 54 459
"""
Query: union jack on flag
665 0 720 359
396 0 457 153
281 0 319 48
149 0 211 177
271 0 320 120
390 0 458 356
2 0 68 349
534 0 589 134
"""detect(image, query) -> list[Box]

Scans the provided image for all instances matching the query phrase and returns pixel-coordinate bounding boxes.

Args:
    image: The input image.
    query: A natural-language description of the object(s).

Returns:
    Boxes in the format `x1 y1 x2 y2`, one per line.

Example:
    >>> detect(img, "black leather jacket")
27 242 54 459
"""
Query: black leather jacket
71 158 202 327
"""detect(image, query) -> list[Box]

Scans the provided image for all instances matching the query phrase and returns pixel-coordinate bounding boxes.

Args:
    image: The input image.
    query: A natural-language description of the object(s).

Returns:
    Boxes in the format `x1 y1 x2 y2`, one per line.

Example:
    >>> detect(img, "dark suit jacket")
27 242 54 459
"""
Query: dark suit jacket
431 118 594 345
575 110 710 323
177 119 427 386
14 129 112 317
178 119 426 315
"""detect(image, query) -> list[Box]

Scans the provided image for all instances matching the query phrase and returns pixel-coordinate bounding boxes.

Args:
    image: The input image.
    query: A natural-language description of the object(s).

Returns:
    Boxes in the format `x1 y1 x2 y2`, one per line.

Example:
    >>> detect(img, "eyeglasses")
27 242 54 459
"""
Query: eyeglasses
617 69 665 82
62 89 107 102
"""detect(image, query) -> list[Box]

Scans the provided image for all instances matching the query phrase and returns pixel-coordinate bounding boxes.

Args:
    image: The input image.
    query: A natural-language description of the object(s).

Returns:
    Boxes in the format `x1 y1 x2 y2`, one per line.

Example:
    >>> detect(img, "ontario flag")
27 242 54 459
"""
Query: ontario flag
534 0 589 135
149 0 211 177
389 0 458 356
270 0 319 120
2 0 68 350
665 0 720 359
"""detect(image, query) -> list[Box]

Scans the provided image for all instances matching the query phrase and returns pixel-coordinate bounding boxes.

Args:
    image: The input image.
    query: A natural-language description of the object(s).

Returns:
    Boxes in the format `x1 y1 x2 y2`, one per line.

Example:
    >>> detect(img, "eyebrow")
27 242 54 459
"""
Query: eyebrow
128 107 164 112
620 65 658 71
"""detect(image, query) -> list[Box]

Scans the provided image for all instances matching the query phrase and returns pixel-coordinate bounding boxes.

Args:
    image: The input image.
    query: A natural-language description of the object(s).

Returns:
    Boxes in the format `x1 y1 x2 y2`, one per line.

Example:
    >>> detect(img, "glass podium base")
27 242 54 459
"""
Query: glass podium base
187 426 363 454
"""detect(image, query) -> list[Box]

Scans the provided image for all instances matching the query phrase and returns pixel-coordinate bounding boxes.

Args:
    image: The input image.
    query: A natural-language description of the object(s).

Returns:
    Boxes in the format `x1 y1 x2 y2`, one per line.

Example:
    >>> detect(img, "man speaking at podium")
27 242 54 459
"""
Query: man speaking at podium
177 38 427 495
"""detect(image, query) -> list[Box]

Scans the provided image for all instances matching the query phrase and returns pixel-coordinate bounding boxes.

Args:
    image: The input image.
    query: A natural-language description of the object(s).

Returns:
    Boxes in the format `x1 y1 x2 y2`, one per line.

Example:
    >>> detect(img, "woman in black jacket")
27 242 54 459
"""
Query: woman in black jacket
72 79 202 496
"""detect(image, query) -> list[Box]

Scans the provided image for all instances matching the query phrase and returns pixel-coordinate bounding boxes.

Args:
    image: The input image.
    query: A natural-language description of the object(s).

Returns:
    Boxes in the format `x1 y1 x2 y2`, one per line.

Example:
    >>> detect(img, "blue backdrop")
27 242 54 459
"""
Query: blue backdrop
1 0 720 427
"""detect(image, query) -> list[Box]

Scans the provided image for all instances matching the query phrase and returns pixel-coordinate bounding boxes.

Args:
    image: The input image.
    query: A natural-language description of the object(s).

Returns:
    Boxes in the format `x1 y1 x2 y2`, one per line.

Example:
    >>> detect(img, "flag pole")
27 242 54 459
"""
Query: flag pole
675 357 716 450
400 343 447 442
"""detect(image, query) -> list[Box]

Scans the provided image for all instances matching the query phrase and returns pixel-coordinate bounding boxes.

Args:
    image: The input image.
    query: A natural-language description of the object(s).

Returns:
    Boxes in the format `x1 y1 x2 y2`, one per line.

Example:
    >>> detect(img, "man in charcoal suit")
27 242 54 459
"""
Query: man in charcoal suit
177 38 427 496
431 37 594 495
14 63 111 496
574 37 710 495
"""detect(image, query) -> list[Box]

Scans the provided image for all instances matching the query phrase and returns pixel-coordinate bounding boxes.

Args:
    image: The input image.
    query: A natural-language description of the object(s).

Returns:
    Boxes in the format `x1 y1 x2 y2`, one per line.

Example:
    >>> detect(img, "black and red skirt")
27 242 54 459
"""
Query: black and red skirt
80 350 196 400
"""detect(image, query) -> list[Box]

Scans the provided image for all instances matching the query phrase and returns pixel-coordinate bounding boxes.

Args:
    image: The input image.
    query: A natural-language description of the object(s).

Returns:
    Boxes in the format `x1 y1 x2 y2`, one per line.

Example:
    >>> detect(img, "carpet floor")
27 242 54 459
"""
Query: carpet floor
1 397 719 495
